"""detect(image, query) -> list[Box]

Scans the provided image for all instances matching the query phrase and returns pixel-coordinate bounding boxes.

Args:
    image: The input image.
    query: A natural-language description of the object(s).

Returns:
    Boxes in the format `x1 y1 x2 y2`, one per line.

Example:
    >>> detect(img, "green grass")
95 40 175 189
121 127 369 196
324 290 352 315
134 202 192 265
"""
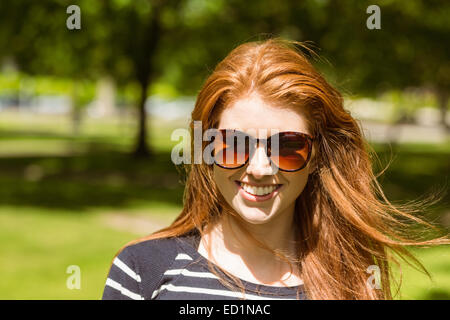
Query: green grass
0 205 448 300
0 204 181 300
0 112 186 299
394 246 450 300
0 111 448 299
0 206 144 299
0 205 447 299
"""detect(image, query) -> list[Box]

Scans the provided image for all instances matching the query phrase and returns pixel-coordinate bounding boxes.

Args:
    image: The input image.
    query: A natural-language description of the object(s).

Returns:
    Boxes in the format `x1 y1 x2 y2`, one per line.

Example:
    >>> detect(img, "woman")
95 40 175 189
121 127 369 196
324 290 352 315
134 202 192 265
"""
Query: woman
102 38 448 300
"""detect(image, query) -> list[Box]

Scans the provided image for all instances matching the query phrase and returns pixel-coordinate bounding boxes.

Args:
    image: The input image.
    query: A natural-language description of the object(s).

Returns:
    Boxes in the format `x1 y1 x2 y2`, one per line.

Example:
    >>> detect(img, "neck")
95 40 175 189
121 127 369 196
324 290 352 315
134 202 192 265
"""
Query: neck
222 204 298 258
199 202 301 285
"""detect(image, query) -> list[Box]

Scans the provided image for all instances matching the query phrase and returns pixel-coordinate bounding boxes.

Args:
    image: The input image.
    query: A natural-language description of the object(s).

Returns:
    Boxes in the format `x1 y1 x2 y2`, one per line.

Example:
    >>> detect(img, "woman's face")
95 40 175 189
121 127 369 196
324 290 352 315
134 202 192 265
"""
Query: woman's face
213 93 316 225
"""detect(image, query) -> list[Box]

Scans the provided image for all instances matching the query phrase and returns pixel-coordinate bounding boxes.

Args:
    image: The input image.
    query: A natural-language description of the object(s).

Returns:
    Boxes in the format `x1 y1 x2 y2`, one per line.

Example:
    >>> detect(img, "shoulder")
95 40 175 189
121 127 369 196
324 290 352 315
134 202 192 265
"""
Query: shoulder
103 235 194 300
119 236 180 263
117 236 182 285
121 231 200 263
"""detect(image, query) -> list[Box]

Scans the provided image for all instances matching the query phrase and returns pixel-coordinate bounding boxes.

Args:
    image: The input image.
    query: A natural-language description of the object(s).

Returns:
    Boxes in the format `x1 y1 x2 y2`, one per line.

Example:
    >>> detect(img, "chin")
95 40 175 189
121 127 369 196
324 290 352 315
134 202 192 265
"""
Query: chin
234 207 276 225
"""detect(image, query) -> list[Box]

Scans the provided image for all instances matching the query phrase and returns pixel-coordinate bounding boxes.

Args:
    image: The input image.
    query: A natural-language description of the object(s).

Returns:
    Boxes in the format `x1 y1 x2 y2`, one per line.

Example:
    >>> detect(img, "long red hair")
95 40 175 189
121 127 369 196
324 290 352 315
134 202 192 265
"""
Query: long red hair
113 37 448 299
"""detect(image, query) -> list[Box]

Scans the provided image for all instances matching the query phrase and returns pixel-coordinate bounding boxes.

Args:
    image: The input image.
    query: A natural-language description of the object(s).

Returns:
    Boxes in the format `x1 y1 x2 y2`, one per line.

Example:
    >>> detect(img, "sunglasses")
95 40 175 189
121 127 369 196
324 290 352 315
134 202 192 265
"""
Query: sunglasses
212 129 314 172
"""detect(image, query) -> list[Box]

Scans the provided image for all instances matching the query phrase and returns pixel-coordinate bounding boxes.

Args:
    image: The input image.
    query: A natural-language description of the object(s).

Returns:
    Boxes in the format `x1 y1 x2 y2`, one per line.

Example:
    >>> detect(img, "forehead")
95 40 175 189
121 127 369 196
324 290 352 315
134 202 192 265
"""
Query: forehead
217 94 311 135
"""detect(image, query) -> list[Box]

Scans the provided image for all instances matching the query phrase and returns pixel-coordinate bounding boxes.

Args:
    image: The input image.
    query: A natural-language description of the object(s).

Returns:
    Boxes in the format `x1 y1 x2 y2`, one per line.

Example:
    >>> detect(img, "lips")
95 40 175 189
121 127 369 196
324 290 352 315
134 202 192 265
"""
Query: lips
235 180 282 202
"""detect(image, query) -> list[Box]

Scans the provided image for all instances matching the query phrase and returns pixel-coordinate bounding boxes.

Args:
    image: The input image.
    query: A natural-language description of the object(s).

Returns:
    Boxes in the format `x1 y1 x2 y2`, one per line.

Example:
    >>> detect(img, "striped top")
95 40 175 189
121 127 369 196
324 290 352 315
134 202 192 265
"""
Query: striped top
102 231 307 300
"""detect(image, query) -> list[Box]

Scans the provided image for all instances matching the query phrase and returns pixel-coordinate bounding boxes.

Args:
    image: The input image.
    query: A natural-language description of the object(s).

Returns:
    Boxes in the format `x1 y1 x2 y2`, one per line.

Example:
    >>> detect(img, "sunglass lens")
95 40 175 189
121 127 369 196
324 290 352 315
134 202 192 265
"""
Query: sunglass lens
214 130 249 168
270 133 310 171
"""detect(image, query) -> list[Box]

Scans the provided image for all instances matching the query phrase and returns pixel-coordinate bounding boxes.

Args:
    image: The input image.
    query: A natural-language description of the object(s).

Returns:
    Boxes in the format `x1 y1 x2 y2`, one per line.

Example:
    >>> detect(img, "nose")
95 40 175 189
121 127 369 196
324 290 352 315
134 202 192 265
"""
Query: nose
246 143 276 178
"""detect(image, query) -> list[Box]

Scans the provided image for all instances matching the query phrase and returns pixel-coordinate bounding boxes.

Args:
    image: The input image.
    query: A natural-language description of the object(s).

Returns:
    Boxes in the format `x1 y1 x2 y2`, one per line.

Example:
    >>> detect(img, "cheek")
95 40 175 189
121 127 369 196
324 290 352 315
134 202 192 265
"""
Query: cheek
282 171 310 201
213 166 229 185
213 166 237 197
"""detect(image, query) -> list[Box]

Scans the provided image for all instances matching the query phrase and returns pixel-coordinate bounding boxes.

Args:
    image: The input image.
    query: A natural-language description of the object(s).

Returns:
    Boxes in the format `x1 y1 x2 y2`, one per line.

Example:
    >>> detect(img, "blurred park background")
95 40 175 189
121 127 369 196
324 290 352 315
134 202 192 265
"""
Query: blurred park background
0 0 449 299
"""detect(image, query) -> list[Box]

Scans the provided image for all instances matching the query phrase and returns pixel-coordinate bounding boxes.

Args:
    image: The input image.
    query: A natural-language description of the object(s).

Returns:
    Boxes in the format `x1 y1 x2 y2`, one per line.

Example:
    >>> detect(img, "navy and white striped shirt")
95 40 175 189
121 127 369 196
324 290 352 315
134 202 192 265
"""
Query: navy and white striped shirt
102 231 307 300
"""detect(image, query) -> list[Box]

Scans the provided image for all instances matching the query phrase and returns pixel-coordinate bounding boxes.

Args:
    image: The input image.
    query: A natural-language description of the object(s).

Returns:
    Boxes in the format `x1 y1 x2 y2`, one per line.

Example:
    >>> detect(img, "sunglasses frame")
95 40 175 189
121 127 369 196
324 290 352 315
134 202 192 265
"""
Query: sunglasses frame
213 129 315 172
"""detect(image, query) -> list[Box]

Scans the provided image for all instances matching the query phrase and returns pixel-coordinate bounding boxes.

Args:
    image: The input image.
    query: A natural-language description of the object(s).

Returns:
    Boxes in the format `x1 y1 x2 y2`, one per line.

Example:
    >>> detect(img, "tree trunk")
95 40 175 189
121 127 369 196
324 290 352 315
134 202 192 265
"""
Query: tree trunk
133 79 151 158
131 2 164 158
436 89 449 132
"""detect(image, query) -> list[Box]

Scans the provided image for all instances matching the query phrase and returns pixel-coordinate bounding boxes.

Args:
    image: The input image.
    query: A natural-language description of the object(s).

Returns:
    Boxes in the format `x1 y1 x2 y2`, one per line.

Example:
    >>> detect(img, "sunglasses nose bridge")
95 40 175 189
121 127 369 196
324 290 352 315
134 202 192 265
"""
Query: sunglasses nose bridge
246 143 275 177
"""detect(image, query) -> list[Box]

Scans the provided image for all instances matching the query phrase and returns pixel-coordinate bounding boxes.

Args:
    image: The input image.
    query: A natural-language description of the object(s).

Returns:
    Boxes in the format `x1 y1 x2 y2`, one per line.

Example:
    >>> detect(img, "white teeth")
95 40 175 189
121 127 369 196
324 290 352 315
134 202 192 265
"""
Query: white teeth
240 182 278 196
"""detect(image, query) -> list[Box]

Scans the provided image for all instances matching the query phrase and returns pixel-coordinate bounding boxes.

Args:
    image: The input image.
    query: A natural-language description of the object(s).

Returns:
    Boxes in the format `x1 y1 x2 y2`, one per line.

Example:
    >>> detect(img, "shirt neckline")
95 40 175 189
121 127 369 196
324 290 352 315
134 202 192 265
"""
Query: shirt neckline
176 230 305 296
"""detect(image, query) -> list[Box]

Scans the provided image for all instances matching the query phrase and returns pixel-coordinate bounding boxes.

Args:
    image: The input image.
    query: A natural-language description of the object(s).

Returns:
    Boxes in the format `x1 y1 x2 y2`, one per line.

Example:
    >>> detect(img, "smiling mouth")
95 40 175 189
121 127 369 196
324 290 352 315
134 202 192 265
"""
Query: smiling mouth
234 180 282 198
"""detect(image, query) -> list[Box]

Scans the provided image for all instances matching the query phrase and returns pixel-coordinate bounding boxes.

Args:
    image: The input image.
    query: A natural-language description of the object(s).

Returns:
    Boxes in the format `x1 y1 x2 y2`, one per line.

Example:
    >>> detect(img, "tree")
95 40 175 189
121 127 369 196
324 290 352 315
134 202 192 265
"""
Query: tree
2 0 447 158
287 0 450 129
0 0 185 157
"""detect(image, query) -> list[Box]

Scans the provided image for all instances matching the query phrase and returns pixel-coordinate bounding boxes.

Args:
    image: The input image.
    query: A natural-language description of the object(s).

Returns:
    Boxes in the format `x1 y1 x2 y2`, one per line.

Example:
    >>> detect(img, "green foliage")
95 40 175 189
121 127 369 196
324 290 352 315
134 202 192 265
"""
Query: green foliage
0 73 21 94
306 0 450 95
0 73 95 110
1 0 448 96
